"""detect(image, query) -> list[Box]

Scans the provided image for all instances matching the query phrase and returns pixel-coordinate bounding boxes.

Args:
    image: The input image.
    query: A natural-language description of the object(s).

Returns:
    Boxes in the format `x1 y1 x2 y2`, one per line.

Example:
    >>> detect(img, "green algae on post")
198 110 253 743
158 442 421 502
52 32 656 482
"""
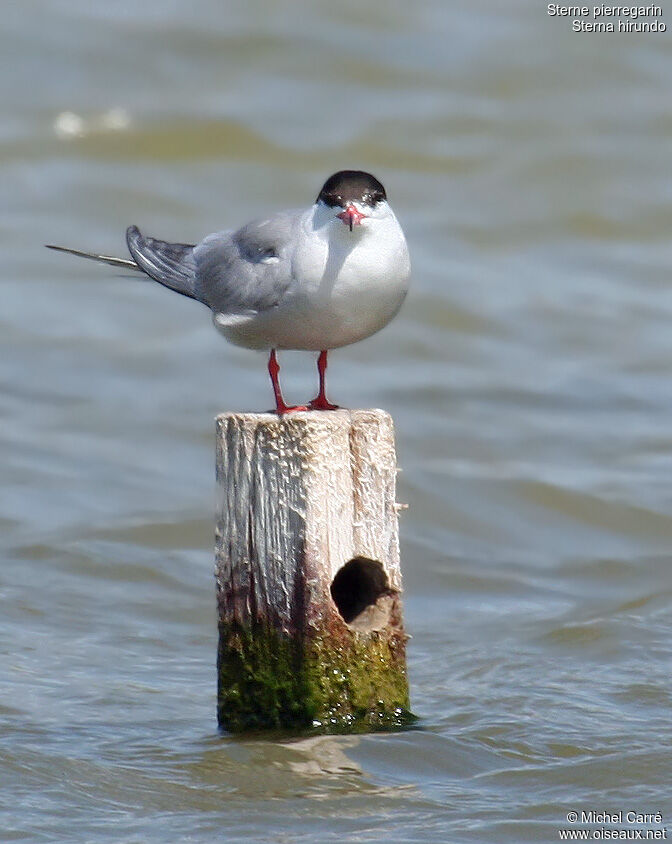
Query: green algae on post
215 410 414 734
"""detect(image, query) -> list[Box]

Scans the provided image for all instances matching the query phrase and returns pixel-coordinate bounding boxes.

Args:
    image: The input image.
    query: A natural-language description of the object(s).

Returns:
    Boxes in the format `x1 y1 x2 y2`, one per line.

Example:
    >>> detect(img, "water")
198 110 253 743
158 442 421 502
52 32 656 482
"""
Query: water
2 1 672 841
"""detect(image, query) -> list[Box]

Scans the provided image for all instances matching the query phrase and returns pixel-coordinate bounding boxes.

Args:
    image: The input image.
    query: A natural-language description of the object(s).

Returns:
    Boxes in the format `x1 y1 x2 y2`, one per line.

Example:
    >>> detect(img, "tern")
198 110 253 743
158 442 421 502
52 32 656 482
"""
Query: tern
47 170 411 414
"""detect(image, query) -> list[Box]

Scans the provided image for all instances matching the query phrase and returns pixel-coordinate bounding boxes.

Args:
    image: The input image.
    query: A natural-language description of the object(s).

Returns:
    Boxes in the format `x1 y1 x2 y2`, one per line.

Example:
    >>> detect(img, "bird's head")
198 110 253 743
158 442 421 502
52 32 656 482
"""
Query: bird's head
315 170 390 233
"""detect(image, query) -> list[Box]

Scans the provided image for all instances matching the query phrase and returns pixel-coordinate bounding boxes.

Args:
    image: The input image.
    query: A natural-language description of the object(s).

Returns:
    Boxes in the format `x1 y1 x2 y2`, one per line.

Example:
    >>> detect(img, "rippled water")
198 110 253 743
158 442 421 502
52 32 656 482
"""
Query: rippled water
3 1 672 841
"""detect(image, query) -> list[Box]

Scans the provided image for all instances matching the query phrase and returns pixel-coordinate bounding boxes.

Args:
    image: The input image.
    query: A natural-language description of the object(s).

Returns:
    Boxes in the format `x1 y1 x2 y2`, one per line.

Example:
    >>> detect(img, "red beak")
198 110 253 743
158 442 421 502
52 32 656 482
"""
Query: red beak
337 203 366 231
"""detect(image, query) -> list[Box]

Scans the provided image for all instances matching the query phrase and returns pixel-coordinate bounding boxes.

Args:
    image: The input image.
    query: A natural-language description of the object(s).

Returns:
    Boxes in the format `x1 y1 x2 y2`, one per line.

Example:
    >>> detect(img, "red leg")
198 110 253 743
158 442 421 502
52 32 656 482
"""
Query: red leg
309 350 339 411
268 350 307 415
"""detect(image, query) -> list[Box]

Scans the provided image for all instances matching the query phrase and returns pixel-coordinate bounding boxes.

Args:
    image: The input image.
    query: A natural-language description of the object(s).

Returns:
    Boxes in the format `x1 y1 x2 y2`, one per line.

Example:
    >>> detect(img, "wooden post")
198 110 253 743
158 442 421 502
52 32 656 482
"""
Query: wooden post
214 408 413 734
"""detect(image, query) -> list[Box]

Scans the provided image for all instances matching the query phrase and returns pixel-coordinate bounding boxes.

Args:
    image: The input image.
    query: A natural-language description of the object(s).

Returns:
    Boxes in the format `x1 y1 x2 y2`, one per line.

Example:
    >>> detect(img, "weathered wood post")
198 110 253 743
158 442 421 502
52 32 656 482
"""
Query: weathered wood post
215 409 413 733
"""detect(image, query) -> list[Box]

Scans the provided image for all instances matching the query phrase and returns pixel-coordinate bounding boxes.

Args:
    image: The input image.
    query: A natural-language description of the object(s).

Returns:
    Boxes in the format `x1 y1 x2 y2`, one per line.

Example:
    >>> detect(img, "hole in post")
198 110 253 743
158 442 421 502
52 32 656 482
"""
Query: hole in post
330 557 393 632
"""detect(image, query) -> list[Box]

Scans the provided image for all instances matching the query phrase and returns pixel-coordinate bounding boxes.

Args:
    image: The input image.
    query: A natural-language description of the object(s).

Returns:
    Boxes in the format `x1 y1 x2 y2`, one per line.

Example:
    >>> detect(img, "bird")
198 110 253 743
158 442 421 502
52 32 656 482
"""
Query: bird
47 170 411 414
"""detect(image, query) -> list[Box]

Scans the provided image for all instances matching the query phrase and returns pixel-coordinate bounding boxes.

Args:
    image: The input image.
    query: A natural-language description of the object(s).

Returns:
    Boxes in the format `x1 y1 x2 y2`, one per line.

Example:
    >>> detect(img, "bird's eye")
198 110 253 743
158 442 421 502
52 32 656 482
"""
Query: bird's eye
363 191 384 206
318 191 344 207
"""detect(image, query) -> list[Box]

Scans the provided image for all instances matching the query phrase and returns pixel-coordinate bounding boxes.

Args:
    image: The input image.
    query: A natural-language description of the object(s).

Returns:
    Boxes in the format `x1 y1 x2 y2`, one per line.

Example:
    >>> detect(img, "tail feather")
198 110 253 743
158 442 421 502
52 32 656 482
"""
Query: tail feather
47 226 199 302
126 225 197 300
45 244 141 271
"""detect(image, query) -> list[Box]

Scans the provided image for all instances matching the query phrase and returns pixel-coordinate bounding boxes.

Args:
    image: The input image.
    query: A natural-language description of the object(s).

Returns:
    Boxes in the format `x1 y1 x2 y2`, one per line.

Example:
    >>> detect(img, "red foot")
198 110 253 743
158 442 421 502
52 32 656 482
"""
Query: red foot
308 397 339 411
268 350 308 415
275 402 308 416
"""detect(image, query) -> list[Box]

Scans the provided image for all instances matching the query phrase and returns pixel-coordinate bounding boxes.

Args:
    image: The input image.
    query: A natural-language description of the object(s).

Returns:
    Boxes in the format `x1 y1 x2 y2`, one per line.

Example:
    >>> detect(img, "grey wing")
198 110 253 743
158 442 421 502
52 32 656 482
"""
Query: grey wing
192 210 302 314
126 225 198 300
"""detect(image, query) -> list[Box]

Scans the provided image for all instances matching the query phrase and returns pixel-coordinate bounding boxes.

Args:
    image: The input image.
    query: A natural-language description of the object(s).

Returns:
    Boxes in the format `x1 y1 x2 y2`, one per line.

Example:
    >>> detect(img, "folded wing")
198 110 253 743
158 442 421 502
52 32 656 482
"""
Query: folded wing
193 210 301 315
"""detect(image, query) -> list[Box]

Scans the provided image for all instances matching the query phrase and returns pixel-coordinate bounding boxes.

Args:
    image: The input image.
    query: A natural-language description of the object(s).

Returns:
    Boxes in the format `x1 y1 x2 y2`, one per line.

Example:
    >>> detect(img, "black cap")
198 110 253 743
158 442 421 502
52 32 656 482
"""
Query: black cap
317 170 387 208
